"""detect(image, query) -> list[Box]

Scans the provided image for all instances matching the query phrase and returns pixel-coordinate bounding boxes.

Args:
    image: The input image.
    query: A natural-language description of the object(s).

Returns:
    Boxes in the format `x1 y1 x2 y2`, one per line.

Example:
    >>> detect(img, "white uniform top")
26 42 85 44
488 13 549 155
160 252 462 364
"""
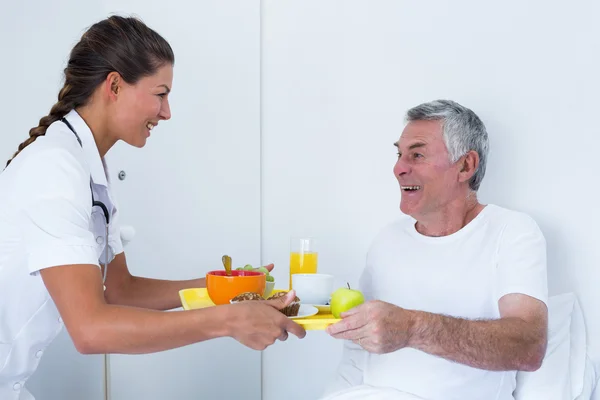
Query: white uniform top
325 204 548 400
0 110 124 400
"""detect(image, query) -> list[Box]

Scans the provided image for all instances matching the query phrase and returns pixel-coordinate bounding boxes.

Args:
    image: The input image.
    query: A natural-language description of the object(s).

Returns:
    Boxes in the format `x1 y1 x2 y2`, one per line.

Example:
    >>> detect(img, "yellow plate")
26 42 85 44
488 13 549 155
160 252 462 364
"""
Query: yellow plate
178 288 341 331
179 287 216 310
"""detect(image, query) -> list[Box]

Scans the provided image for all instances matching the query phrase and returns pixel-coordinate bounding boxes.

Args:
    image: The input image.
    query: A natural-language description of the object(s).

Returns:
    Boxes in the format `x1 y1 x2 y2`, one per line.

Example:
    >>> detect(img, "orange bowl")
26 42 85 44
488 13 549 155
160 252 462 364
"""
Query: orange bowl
205 270 266 305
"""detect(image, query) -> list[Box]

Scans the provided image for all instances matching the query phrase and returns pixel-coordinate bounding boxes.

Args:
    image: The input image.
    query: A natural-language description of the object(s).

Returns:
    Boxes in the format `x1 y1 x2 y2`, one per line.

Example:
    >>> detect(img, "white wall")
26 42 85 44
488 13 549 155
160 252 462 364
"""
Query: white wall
261 1 600 399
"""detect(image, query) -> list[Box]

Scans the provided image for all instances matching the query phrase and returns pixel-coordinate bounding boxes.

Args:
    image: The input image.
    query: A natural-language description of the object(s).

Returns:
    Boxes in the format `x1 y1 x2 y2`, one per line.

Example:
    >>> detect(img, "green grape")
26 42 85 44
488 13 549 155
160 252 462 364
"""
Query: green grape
266 275 274 282
255 266 270 275
243 265 254 271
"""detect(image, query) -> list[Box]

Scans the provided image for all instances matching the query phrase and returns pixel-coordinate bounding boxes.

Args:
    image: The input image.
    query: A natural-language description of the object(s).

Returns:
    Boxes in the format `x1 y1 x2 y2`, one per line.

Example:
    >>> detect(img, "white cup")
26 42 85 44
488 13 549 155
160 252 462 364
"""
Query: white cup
291 273 334 305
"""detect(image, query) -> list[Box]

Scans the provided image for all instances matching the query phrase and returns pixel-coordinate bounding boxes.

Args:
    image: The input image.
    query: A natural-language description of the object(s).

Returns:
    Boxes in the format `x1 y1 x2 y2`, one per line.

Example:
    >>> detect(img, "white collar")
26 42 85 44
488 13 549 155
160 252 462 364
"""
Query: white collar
63 109 108 187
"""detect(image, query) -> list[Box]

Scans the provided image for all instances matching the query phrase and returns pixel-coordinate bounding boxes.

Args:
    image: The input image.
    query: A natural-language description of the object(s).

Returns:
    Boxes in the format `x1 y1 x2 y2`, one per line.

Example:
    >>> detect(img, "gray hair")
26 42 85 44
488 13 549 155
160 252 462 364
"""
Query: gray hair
405 99 489 191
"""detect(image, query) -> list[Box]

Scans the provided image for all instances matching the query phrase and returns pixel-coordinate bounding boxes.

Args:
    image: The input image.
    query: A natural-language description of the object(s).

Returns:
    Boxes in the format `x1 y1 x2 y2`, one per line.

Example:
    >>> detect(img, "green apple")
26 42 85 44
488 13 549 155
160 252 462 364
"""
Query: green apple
330 283 365 318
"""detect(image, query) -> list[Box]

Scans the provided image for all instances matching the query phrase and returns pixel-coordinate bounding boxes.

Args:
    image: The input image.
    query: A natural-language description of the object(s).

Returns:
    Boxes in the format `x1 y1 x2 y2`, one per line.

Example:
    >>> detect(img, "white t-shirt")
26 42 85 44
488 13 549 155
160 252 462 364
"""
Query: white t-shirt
0 110 123 400
325 204 548 400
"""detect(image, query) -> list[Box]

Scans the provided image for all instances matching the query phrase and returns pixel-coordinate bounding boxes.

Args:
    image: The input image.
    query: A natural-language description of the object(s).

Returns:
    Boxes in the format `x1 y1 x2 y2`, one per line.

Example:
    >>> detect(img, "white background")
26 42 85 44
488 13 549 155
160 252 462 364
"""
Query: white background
1 1 599 400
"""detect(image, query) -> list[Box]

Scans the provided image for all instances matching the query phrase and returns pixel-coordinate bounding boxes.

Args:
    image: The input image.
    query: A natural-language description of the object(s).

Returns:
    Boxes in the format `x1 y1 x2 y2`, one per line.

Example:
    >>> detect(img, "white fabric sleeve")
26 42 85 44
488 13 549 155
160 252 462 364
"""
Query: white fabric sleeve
16 148 99 274
494 214 548 306
322 260 373 397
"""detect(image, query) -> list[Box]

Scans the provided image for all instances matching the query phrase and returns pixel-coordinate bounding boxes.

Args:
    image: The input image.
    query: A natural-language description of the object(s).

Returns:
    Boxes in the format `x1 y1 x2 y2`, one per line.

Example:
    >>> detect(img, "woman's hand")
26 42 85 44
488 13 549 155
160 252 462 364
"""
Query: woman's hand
225 290 306 350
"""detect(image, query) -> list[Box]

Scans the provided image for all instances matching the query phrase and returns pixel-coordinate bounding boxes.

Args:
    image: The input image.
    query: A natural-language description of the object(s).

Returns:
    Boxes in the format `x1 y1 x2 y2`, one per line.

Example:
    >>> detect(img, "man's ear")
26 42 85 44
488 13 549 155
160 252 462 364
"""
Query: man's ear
458 150 480 183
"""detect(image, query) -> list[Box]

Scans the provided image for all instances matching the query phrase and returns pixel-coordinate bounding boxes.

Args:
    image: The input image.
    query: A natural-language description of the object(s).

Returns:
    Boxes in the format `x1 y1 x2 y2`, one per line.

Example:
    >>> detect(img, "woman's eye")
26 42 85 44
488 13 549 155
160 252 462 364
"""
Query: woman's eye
157 93 167 98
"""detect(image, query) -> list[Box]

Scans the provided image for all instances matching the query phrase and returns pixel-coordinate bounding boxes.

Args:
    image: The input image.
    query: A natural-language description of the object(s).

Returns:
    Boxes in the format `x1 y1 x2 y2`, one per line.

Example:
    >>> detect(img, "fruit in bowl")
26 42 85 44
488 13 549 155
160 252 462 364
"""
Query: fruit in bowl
237 264 275 282
236 264 275 298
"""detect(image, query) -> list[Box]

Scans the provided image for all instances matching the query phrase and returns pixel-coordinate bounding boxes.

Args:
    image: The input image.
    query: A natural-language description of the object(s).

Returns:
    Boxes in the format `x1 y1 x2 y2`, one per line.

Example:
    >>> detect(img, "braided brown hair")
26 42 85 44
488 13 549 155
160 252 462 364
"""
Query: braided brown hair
5 15 174 168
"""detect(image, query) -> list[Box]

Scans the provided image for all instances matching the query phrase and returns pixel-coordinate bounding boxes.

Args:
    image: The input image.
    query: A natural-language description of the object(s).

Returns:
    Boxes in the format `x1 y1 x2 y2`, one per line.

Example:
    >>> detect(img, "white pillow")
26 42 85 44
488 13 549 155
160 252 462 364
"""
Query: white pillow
514 292 587 400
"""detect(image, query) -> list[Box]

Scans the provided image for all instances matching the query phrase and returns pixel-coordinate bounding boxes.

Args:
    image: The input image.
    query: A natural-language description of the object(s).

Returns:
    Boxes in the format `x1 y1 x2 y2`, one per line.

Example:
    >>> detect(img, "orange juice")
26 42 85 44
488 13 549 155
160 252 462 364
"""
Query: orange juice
289 251 318 289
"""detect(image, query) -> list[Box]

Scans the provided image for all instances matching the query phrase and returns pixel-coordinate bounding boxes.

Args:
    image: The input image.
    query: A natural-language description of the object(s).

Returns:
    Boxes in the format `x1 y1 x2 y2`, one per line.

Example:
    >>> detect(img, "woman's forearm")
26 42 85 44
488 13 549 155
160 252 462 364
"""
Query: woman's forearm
107 276 206 310
73 303 227 354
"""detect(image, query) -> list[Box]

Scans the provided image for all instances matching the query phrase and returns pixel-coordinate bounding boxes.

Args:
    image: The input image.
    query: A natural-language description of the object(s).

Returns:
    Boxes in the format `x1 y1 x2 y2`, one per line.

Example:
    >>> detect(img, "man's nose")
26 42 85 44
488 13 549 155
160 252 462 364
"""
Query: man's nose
394 158 411 176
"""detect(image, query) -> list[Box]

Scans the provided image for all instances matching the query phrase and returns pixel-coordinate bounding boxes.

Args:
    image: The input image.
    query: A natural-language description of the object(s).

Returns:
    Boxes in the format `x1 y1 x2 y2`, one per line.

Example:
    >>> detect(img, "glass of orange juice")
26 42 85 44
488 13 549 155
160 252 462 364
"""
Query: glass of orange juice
289 237 318 289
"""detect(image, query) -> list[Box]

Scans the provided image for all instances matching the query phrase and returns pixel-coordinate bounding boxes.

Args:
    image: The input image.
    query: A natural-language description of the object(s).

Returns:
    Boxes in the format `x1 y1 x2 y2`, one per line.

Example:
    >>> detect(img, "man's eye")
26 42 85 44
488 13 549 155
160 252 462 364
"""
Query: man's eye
397 152 402 158
414 153 423 159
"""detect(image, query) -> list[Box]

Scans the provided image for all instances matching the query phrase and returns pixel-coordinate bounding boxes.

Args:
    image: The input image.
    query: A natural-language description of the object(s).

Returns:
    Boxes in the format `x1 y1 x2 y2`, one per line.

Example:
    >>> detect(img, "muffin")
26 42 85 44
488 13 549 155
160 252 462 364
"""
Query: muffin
267 291 301 317
230 292 263 303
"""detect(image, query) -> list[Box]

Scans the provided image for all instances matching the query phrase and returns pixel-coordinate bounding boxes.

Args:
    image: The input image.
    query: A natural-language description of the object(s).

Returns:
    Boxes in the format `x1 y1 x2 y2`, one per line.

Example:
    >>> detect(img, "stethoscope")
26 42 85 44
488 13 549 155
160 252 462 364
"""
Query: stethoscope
61 118 110 286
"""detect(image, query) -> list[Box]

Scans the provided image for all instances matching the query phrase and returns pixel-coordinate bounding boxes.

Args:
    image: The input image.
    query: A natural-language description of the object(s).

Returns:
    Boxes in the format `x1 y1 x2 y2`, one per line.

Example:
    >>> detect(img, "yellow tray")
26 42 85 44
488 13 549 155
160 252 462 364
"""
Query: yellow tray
178 288 340 331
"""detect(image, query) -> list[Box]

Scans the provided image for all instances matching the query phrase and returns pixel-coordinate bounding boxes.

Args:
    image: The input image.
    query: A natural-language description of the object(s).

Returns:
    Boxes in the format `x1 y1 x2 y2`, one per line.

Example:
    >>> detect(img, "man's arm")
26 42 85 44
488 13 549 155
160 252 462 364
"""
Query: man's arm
328 293 548 372
408 293 548 371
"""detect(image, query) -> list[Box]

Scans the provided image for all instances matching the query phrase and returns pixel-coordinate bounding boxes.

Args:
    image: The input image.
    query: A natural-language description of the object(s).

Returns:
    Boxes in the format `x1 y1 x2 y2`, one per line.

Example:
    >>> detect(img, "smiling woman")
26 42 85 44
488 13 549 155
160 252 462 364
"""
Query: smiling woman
0 14 305 400
5 16 175 166
97 65 173 149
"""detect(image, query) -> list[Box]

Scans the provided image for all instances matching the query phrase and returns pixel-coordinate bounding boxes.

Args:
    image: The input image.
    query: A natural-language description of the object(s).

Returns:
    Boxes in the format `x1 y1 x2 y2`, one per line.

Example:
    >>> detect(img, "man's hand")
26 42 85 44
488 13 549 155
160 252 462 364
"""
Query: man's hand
327 300 414 354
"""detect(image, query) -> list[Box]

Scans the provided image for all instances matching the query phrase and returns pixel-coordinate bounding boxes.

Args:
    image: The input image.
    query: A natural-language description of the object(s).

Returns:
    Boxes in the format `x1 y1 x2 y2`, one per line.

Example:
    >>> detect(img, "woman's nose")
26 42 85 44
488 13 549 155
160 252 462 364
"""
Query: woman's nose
160 100 171 121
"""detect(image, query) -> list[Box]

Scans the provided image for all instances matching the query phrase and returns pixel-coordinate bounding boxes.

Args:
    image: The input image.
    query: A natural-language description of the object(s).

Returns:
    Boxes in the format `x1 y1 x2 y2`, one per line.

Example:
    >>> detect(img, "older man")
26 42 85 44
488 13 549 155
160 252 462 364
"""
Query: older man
324 100 548 400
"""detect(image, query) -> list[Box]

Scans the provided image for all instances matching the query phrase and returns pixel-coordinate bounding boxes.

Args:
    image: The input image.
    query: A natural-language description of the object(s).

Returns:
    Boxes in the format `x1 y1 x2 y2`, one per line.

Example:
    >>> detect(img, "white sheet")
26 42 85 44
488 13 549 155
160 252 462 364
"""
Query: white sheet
321 385 425 400
321 358 599 400
578 356 598 400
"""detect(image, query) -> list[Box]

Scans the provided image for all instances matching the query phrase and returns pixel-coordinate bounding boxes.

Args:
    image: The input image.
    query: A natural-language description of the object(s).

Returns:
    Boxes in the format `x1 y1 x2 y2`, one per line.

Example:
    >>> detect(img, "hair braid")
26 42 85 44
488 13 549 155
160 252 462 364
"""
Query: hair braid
5 84 75 168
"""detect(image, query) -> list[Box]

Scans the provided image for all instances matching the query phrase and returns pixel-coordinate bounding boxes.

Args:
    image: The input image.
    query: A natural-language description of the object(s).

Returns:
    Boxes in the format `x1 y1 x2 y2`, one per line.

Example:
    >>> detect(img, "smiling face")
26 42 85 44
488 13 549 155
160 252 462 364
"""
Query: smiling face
109 64 173 147
393 119 467 218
